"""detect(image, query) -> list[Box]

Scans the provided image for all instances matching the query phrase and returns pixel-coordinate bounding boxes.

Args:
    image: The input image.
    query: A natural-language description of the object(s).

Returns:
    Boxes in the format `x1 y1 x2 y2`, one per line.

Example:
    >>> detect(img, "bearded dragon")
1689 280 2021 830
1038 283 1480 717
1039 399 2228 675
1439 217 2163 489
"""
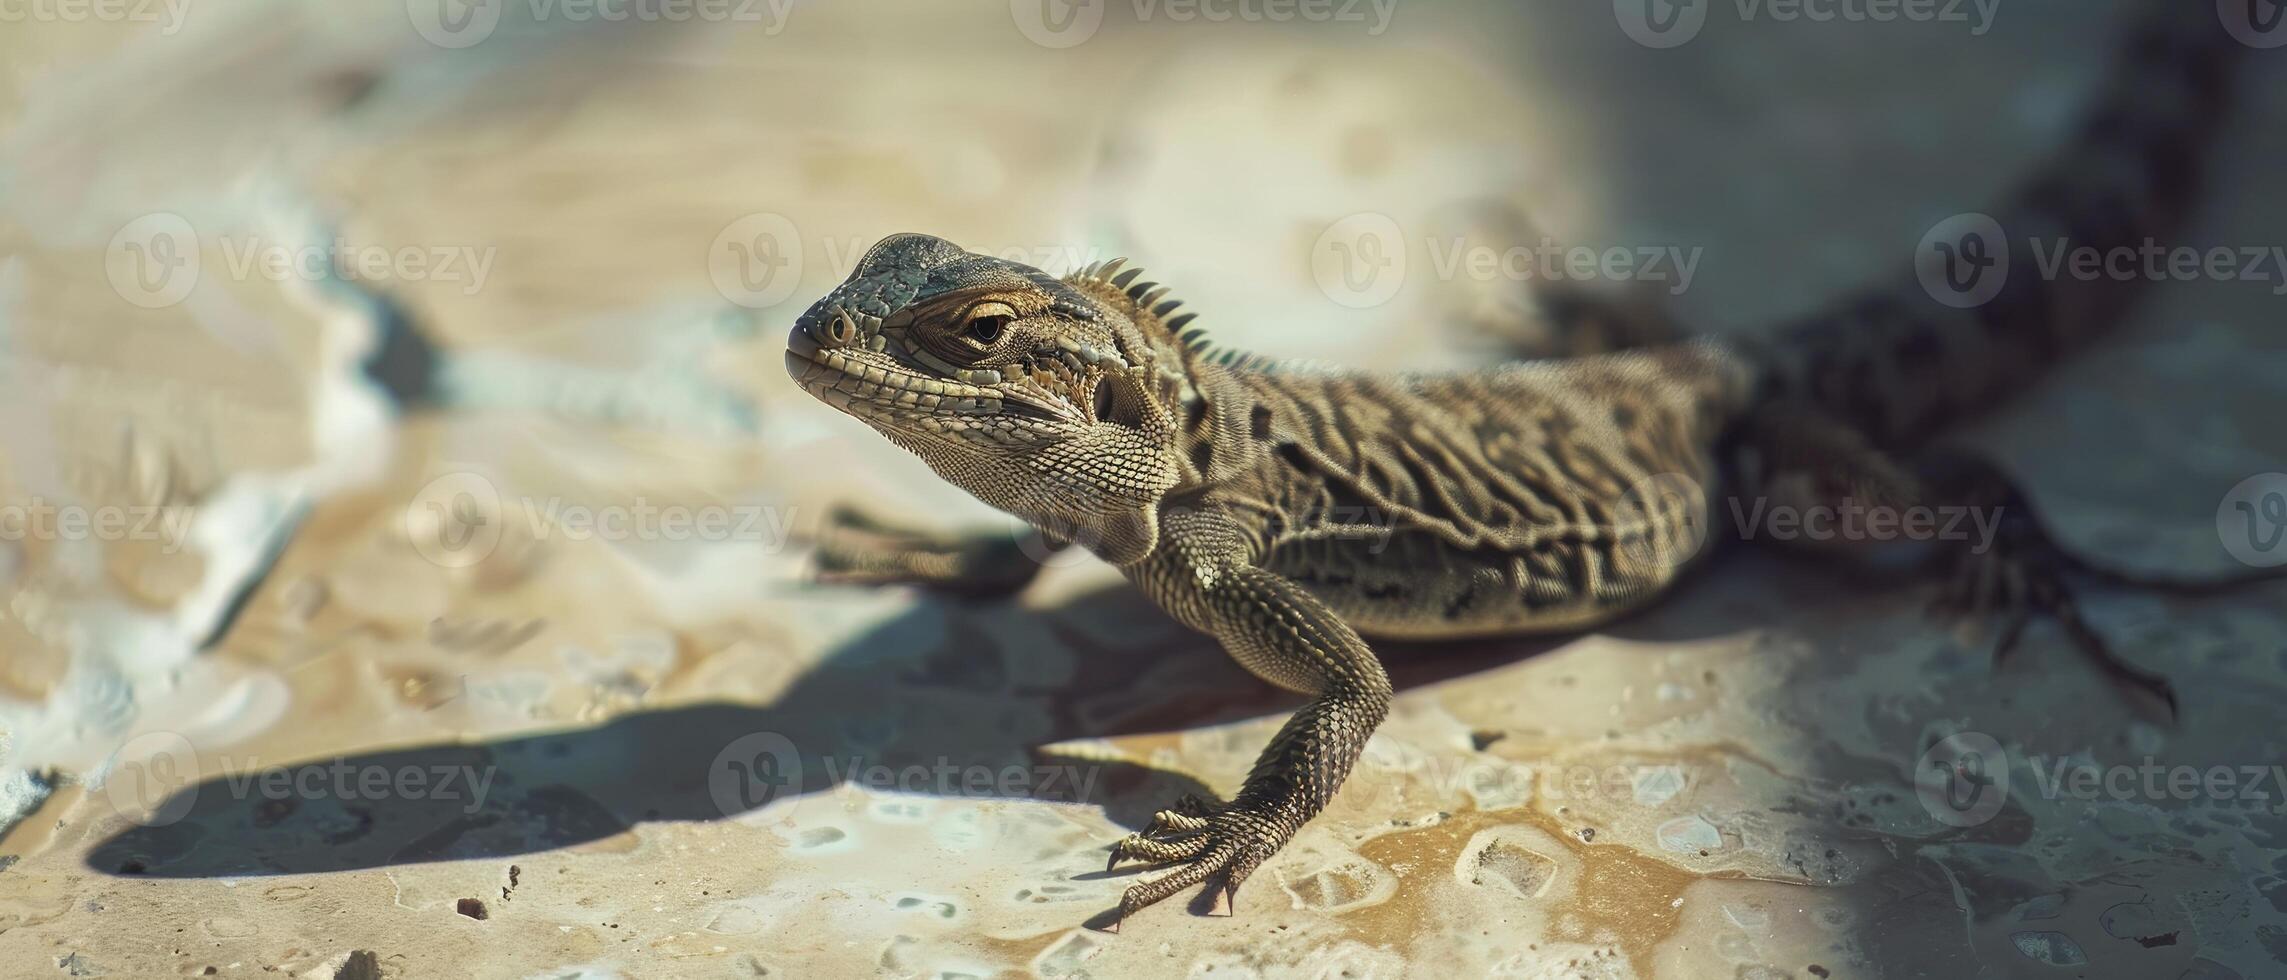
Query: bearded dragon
783 2 2267 928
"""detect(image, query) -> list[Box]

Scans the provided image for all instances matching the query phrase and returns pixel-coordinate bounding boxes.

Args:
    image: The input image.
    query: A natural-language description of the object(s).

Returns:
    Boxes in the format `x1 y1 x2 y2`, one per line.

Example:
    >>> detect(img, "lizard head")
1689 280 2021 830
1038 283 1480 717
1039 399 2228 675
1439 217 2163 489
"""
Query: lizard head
786 233 1206 565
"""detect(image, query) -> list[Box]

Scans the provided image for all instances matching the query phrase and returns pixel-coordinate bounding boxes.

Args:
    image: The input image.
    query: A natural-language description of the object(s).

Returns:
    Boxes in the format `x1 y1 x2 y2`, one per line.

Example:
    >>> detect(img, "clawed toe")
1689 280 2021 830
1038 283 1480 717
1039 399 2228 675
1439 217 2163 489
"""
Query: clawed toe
1144 807 1211 836
1933 540 2176 722
1106 831 1208 871
1099 802 1290 930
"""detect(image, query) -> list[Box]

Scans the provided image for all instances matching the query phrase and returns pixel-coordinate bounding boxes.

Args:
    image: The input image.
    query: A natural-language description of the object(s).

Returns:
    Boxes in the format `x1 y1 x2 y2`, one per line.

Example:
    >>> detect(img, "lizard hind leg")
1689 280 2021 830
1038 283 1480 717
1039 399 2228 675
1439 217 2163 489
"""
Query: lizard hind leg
1732 411 2284 723
1730 402 1924 553
1917 453 2287 722
1916 452 2179 720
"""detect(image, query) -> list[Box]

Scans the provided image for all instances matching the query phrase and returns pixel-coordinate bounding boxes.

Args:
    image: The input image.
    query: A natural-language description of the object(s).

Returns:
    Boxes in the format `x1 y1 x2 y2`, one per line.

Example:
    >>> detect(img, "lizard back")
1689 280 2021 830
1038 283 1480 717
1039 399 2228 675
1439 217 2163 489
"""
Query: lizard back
1212 344 1749 639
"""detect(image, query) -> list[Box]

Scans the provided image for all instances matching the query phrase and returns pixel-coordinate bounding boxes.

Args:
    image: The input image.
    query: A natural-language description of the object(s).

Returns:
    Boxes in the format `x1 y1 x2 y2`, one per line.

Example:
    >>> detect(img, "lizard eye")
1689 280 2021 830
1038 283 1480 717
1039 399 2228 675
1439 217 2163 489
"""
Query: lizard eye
962 302 1016 345
966 315 1008 345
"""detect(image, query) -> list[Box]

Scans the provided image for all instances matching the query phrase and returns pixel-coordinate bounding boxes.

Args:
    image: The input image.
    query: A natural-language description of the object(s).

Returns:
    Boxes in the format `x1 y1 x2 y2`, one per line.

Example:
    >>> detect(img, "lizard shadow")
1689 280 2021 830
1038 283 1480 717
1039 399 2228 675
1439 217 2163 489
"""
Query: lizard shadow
86 584 1239 879
84 548 1836 882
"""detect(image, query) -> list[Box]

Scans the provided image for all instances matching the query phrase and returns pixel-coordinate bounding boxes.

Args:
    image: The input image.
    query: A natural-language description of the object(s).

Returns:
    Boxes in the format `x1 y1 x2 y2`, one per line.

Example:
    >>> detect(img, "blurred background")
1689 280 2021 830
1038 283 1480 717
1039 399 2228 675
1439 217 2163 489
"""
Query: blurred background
2 1 2284 976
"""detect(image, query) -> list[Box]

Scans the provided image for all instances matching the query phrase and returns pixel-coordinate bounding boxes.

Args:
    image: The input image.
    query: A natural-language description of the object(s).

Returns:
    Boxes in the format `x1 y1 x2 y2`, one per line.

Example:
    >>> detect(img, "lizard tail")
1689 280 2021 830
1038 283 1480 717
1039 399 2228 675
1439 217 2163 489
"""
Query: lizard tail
1740 0 2249 447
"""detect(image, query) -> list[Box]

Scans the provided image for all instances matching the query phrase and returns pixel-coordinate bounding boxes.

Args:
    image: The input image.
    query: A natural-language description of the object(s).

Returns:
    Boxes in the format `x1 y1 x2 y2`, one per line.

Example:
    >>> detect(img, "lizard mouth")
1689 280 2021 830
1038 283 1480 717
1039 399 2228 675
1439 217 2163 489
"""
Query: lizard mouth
785 327 1079 424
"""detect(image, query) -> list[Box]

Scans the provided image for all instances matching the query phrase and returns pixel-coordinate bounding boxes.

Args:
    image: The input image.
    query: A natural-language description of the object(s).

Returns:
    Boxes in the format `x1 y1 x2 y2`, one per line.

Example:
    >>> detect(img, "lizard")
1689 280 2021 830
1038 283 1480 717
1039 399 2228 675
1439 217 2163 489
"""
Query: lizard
780 0 2271 929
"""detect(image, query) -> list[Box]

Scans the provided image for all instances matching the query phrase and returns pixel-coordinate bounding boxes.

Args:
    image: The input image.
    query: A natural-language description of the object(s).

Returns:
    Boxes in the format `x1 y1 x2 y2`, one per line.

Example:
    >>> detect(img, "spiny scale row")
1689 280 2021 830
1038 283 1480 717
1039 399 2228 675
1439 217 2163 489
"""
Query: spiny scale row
1072 257 1277 374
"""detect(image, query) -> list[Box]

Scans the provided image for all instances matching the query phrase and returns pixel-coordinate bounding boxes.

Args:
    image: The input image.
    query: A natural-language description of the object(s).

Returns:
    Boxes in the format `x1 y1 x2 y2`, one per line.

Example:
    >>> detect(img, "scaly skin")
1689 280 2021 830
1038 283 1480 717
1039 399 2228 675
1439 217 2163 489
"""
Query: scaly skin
784 1 2256 928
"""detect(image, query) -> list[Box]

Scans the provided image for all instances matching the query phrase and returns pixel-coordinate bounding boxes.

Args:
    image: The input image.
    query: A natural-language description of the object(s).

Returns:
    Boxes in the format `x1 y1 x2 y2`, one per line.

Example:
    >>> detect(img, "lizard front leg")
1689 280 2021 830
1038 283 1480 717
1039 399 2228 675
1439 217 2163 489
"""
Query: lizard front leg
1105 521 1392 928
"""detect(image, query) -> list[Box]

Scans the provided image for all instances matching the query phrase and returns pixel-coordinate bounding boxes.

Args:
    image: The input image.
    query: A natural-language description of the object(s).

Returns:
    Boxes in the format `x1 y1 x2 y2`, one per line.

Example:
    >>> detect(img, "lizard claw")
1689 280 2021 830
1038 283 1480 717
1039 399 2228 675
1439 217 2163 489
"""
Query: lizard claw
1929 514 2177 721
1142 798 1214 836
1106 793 1221 871
1102 801 1294 929
1106 821 1210 871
